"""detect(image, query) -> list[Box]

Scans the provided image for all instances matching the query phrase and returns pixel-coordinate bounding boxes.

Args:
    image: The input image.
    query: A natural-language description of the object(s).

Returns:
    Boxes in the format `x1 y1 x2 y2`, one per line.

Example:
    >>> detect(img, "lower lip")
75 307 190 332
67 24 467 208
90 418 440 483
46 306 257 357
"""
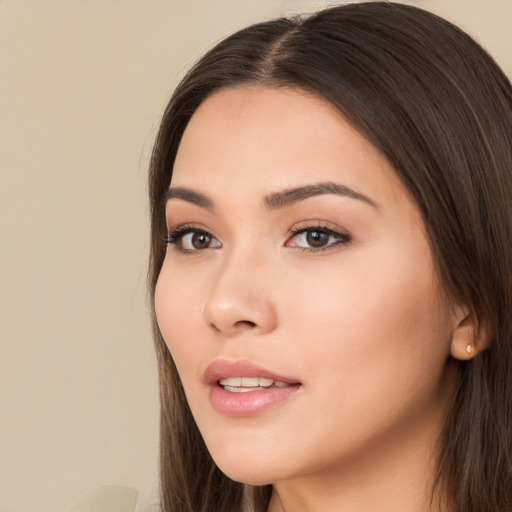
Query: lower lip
209 384 301 417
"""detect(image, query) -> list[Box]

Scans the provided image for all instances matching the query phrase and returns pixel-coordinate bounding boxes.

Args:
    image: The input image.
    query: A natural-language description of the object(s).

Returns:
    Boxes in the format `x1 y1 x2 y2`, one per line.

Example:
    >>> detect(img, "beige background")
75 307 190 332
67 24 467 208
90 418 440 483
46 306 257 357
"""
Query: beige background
1 1 510 511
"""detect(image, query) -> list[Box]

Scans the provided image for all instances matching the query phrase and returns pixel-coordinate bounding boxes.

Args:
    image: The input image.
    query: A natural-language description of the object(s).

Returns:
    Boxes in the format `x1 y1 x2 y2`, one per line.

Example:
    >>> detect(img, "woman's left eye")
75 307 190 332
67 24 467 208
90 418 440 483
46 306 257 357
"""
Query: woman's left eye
286 227 351 251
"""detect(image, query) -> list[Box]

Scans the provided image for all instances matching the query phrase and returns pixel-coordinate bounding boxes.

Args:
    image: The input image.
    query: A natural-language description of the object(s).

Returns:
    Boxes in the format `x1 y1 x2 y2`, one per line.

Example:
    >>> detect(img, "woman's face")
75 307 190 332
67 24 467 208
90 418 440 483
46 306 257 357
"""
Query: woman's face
155 87 460 486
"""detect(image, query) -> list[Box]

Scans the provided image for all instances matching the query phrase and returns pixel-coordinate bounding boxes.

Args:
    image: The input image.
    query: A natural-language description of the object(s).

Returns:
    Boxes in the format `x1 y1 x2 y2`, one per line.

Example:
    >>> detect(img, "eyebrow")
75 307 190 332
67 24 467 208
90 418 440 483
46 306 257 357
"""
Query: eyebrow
262 182 377 210
165 187 214 211
165 181 377 211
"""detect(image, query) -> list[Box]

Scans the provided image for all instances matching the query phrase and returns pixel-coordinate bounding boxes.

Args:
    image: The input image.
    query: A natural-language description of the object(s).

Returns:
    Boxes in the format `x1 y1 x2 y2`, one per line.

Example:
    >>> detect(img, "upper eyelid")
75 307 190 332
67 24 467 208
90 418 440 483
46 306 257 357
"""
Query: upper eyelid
164 204 214 228
288 219 348 234
167 221 212 232
167 225 217 240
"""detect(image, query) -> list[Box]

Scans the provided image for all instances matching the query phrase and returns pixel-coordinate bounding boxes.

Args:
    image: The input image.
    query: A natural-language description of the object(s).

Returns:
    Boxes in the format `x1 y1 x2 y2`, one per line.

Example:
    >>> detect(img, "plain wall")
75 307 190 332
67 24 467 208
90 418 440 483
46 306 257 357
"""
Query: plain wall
1 1 510 511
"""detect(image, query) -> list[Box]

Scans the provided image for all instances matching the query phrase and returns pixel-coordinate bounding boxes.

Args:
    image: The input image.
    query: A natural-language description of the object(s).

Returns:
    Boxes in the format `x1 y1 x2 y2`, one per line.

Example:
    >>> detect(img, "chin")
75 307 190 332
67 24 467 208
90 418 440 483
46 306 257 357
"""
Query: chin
216 464 275 487
204 439 286 485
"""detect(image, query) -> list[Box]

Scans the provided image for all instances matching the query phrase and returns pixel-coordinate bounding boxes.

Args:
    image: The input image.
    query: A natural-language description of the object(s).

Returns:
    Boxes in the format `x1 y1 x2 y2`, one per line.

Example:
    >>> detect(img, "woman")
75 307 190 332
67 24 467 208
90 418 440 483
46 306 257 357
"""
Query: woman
148 2 512 511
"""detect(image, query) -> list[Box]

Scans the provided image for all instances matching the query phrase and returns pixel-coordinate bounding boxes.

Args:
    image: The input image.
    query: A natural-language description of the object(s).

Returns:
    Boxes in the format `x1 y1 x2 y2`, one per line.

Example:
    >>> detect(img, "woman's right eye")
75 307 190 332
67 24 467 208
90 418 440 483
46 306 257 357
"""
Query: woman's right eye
166 228 222 252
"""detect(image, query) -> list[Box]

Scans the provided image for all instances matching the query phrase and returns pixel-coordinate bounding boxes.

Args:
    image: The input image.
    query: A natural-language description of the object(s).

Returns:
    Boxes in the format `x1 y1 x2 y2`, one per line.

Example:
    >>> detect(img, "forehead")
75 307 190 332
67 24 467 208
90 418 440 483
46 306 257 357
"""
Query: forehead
172 86 403 205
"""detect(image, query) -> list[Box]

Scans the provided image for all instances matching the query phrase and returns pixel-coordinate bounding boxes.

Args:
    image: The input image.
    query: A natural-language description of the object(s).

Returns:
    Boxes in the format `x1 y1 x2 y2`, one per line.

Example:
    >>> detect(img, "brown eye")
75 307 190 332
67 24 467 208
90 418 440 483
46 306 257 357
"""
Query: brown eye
191 232 212 249
306 230 330 247
286 227 351 251
176 230 221 251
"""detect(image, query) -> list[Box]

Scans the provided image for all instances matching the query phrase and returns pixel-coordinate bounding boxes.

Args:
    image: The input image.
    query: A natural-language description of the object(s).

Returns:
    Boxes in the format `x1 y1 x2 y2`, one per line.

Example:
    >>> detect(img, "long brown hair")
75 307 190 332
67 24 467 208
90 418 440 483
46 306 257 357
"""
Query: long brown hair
148 3 512 511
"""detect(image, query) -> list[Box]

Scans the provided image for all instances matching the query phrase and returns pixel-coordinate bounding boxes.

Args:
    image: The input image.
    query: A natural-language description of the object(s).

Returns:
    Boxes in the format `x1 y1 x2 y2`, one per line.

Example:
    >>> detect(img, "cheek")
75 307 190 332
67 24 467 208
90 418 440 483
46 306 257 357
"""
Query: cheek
265 253 453 473
154 266 205 375
283 247 451 398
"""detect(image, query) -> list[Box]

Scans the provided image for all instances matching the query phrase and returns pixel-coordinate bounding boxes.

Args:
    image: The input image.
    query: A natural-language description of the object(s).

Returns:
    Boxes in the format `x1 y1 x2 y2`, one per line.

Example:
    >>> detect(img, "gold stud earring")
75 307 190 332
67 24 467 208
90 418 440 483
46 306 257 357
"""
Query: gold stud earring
466 344 473 355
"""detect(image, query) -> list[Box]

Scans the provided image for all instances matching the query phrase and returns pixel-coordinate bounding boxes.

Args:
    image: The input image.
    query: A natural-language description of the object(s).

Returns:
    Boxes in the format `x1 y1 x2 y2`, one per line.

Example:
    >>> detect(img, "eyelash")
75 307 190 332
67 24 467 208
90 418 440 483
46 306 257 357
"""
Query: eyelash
165 224 351 253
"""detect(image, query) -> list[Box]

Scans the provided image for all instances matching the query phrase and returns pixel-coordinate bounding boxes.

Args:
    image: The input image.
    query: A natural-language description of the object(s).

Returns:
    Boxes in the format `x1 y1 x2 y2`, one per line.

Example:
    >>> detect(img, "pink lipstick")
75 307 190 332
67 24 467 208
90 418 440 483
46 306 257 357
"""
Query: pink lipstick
205 360 301 417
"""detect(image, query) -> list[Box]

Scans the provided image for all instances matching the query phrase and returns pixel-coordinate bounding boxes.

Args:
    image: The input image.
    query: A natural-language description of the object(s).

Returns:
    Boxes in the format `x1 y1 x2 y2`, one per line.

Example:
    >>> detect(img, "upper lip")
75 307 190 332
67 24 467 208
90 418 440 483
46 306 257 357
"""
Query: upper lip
204 359 301 385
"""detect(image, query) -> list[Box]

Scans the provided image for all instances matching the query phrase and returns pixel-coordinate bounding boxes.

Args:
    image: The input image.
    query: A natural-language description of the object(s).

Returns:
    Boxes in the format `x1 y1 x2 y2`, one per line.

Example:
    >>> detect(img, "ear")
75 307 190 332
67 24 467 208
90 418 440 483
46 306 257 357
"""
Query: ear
450 306 490 361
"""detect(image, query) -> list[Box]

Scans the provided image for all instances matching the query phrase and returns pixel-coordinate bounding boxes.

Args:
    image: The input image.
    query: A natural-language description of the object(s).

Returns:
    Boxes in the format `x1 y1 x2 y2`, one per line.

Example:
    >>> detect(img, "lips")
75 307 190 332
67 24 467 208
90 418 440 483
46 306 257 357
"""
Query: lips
204 359 302 417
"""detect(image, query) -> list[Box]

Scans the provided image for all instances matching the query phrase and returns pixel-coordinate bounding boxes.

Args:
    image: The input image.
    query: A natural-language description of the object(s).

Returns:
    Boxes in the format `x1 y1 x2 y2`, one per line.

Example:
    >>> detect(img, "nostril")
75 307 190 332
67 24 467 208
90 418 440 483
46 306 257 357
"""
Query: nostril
209 323 221 333
235 320 257 328
208 320 256 333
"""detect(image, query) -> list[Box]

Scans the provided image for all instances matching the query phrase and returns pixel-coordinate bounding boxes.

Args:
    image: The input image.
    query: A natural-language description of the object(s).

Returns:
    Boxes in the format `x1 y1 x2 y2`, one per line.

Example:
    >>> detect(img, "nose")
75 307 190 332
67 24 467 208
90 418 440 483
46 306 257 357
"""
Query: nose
203 249 278 337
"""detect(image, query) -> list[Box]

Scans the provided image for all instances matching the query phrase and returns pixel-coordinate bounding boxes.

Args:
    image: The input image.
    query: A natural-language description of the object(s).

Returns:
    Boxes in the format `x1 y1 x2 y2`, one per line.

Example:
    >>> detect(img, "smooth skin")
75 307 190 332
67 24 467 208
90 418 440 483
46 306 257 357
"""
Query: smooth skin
155 87 478 512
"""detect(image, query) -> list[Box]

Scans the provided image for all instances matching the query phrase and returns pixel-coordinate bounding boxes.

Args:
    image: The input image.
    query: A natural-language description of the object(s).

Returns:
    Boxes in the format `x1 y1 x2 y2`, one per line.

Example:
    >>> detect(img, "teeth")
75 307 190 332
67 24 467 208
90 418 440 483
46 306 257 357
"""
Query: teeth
241 377 259 387
218 377 290 390
219 377 242 387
